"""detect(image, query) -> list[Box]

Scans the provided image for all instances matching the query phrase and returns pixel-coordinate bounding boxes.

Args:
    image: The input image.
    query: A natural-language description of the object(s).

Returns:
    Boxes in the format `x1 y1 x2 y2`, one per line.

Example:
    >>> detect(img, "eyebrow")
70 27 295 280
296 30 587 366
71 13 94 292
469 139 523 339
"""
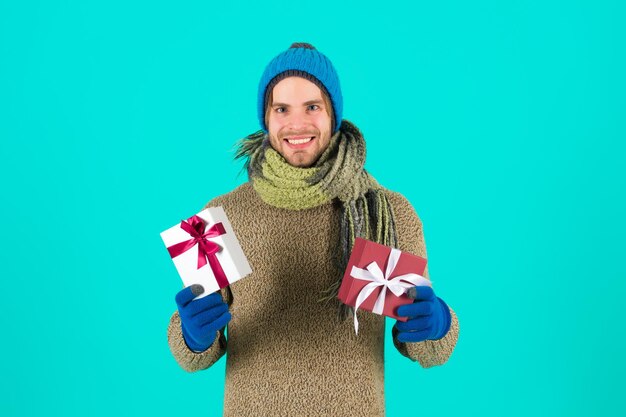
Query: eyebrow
272 99 324 108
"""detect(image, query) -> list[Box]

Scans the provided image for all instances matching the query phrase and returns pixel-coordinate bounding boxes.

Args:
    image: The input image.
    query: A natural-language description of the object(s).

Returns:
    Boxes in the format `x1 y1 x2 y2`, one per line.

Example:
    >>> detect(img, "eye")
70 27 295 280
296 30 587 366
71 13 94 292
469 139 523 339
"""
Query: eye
308 104 320 111
275 107 286 113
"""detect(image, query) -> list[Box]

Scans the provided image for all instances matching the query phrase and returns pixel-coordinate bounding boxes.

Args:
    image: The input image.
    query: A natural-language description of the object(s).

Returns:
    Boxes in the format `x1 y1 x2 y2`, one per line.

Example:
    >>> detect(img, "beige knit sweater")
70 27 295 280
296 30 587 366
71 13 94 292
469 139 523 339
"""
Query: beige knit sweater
167 182 459 416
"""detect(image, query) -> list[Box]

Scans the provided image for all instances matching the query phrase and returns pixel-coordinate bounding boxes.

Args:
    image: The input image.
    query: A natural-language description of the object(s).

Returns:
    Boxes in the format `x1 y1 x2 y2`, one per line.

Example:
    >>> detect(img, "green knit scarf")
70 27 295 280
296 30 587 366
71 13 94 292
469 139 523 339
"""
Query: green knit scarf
234 119 398 320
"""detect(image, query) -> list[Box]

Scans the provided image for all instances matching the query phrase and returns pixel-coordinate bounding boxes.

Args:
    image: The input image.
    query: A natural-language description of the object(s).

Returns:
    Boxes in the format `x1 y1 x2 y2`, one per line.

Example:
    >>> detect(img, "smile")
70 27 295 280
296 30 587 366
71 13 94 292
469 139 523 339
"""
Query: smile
284 136 316 148
285 136 314 144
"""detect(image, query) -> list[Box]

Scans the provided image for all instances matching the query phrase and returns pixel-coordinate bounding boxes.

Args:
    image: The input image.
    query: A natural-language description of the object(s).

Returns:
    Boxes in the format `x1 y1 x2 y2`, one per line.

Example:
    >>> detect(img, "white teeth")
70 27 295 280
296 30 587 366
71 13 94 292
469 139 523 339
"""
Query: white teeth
287 137 313 144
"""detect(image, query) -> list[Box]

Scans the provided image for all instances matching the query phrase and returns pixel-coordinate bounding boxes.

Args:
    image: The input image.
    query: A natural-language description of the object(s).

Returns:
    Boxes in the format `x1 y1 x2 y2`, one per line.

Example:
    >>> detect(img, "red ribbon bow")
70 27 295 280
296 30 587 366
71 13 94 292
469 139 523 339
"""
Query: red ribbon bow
166 215 229 288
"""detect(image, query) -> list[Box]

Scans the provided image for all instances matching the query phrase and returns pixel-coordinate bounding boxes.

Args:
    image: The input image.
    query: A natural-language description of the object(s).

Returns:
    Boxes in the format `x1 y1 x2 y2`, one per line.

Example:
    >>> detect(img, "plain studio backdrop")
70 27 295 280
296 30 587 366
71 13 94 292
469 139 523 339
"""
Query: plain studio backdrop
1 1 624 416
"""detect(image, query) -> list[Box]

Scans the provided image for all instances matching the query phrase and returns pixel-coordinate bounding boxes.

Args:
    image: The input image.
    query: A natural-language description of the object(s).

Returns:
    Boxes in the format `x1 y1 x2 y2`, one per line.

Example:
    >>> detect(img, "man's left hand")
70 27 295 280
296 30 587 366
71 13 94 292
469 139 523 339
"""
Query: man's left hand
394 285 452 343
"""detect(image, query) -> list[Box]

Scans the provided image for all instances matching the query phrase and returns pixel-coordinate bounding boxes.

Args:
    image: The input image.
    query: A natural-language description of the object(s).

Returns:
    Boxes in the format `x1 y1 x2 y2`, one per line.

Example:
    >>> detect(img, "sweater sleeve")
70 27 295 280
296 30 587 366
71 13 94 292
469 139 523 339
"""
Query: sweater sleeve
167 312 227 372
166 287 231 372
385 190 460 368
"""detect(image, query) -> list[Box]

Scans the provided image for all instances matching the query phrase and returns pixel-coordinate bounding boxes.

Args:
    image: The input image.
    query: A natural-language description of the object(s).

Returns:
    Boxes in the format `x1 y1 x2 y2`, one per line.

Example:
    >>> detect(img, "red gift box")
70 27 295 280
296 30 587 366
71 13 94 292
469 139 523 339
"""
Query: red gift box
338 237 430 334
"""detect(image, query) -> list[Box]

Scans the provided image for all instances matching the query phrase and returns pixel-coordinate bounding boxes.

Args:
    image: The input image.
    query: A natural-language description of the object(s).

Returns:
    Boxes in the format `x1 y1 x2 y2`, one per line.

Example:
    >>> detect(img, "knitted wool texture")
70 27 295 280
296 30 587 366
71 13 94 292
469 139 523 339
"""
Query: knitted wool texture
235 119 398 319
166 183 462 416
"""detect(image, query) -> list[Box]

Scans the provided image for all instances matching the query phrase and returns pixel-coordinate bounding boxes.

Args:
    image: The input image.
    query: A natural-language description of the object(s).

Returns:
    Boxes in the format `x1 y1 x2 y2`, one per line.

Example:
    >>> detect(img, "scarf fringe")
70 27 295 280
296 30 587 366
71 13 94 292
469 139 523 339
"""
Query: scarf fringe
234 129 267 177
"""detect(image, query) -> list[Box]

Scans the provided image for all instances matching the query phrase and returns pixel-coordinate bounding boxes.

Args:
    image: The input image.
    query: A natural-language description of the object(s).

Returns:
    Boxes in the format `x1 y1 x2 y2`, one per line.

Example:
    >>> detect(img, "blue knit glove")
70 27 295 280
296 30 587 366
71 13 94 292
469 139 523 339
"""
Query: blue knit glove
394 285 451 343
175 284 231 352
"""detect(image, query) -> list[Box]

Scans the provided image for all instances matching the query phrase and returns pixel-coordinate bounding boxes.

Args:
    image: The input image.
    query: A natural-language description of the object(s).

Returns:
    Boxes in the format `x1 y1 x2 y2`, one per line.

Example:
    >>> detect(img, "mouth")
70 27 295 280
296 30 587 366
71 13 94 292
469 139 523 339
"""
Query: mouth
284 135 316 149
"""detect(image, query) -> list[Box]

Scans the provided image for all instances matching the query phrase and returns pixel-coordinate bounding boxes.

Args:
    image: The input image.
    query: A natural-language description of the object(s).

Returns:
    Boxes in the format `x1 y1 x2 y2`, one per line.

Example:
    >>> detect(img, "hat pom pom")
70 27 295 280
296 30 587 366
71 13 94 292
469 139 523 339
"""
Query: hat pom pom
290 42 315 50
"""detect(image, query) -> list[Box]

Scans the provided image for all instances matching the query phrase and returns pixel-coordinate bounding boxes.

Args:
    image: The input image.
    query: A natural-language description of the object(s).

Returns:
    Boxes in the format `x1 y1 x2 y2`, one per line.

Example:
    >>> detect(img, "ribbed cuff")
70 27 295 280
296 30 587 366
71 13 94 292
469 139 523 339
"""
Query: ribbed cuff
181 322 212 353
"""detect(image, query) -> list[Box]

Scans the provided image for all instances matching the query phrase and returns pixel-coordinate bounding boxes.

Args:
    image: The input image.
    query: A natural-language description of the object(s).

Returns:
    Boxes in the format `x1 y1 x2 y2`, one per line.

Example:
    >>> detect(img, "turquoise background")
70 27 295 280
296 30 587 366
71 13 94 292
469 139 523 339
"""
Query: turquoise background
1 1 624 416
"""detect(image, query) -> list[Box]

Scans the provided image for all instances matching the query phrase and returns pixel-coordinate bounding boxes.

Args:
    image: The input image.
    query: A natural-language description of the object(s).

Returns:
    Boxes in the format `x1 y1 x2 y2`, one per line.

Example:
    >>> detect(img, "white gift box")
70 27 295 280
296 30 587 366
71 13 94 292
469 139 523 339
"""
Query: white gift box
160 206 252 298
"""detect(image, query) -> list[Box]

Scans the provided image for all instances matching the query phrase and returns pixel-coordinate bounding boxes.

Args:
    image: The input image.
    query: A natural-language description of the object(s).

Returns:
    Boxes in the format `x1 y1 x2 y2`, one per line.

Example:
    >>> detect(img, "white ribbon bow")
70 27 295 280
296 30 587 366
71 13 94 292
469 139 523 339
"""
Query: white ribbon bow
350 248 431 334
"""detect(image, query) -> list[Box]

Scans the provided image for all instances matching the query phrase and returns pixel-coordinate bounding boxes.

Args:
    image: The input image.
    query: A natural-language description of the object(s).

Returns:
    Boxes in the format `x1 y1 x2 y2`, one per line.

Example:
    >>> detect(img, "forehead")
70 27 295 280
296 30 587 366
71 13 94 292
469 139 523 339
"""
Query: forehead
271 76 323 102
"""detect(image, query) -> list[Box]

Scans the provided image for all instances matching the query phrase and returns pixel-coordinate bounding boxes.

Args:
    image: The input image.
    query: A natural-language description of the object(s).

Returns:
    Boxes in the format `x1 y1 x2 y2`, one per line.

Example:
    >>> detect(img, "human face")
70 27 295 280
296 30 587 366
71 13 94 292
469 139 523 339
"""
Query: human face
266 77 333 168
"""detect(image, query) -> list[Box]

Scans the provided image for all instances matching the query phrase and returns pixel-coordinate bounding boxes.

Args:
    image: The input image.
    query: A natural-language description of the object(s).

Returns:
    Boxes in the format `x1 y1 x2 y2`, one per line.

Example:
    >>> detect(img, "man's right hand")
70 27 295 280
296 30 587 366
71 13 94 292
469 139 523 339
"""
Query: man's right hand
175 284 232 352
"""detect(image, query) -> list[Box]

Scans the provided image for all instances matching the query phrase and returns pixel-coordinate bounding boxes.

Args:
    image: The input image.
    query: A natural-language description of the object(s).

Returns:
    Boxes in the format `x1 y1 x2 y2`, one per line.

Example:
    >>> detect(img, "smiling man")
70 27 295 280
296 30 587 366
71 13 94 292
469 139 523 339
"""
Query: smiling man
167 42 460 417
265 76 333 167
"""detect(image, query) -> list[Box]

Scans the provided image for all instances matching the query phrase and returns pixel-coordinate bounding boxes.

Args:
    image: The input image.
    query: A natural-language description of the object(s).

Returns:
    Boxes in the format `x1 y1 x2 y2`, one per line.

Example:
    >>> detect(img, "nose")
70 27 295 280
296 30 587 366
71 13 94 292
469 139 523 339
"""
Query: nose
285 108 310 129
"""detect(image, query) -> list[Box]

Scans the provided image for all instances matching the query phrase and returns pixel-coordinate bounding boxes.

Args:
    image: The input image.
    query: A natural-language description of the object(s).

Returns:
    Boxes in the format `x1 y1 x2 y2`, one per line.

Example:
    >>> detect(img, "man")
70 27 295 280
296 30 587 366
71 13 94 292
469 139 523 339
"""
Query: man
167 42 460 416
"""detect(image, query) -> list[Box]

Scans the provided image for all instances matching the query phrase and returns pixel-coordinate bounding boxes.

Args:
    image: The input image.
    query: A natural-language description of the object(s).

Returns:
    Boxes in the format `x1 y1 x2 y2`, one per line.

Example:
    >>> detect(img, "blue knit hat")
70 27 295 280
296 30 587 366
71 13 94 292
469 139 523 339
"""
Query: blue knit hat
257 42 343 134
